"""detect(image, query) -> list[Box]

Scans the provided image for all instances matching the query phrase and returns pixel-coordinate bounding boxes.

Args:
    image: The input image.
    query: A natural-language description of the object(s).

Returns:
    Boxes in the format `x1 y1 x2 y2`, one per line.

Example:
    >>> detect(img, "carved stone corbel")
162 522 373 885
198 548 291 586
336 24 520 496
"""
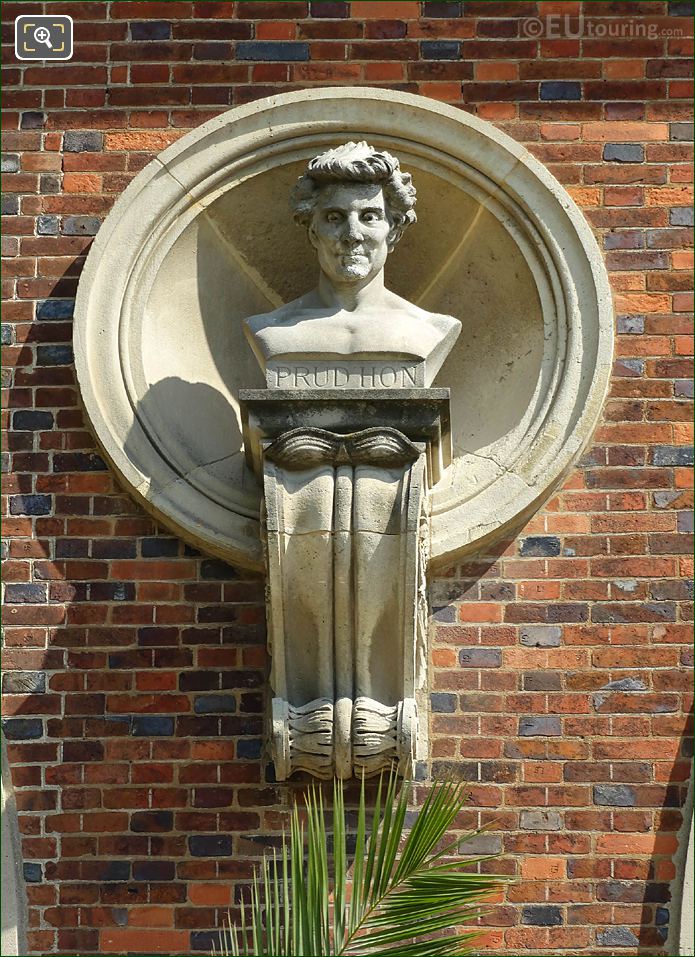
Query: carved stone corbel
240 391 450 779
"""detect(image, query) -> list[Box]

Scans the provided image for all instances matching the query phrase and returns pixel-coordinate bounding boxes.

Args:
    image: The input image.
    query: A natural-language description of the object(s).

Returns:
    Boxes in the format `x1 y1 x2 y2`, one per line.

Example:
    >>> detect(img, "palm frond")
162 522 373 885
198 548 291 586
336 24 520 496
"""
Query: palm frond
220 772 503 957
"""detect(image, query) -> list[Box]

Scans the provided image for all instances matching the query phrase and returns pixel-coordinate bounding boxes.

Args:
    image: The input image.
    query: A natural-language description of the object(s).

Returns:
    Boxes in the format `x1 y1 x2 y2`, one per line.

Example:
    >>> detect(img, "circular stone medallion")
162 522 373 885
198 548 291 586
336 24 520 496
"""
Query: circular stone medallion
74 88 613 572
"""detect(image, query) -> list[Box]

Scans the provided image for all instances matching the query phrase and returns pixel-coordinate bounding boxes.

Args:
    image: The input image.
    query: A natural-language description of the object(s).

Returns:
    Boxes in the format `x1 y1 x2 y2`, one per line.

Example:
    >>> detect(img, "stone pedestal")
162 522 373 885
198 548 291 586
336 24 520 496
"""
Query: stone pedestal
240 390 451 779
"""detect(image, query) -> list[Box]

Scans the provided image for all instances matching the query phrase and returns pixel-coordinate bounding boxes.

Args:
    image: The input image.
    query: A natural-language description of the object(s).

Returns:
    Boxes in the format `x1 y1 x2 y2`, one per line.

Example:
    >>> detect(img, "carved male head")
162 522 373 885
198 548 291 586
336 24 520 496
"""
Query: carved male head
290 142 417 285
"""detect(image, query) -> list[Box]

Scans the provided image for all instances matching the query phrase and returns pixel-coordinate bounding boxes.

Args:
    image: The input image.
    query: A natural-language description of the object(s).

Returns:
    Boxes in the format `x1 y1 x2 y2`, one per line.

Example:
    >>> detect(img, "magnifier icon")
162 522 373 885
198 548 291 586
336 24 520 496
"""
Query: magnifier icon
34 26 53 49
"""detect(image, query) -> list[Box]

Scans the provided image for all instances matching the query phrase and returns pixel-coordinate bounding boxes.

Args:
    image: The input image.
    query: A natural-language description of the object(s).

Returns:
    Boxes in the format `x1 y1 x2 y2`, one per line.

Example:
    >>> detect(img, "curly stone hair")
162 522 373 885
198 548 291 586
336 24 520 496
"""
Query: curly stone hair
290 141 417 246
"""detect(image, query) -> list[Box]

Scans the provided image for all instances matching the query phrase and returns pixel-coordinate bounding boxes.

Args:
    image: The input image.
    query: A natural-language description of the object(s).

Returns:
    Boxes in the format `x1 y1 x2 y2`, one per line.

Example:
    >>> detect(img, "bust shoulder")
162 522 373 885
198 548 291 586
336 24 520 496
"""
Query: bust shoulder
383 292 462 344
244 294 311 335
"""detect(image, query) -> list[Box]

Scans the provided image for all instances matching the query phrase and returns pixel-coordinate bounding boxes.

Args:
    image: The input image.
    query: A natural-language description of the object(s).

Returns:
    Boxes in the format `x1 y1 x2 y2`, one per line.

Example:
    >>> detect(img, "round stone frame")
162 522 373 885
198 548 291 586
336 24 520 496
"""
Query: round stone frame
74 88 613 572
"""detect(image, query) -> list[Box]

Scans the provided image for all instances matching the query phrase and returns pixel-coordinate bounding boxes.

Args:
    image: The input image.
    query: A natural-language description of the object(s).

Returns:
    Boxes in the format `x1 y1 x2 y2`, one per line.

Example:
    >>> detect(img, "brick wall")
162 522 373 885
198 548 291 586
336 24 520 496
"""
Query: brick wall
1 1 693 954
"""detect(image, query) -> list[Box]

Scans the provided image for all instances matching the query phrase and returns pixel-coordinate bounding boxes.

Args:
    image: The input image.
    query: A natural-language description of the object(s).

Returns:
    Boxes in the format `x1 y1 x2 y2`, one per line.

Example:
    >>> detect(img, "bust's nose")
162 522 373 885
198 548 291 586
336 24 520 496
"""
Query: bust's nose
341 213 364 244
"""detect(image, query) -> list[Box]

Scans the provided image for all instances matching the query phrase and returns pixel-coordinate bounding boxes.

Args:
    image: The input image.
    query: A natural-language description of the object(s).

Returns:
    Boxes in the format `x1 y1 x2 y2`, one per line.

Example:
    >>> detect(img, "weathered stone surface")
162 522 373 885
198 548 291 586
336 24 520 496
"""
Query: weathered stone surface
256 414 429 779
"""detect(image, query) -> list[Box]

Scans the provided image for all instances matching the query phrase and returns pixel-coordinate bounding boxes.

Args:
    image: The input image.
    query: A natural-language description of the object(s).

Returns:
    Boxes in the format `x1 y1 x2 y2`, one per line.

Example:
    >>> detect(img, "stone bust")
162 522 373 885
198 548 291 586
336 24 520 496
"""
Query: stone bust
244 141 461 389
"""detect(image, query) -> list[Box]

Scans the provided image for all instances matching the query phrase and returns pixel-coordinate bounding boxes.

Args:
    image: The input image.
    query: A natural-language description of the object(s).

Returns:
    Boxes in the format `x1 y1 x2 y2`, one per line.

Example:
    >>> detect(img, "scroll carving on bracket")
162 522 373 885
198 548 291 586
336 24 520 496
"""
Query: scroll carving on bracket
240 142 461 779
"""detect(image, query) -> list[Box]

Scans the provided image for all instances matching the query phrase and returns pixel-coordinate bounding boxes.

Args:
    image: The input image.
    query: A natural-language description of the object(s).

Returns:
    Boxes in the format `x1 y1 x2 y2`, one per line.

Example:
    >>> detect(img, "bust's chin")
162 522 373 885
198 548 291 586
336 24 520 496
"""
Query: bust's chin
327 254 373 283
338 264 370 281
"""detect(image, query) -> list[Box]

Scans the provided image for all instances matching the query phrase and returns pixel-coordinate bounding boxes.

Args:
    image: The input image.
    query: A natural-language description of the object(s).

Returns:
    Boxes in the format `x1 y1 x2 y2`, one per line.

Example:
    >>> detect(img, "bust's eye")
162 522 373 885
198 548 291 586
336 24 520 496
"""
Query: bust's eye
325 211 342 223
362 212 381 223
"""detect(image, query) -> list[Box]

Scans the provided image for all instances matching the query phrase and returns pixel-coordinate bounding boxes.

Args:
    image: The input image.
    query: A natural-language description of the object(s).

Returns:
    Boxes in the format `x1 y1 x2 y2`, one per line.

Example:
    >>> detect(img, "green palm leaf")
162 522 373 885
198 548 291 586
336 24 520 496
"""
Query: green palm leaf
221 772 501 956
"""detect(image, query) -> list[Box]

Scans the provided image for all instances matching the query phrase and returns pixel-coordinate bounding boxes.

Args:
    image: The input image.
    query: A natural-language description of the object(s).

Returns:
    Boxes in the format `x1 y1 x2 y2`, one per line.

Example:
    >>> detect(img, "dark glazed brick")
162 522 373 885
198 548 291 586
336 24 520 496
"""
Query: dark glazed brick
670 207 694 226
520 626 561 648
310 0 349 14
520 536 561 557
53 453 108 472
603 143 644 162
480 581 515 601
2 718 44 740
40 173 61 195
191 932 227 953
423 1 462 15
616 315 645 333
194 695 237 714
597 928 641 947
36 345 74 366
132 716 175 736
522 905 563 926
63 216 101 236
92 539 137 559
1 154 19 172
669 0 693 13
141 537 180 557
652 446 694 466
421 40 460 59
13 411 54 431
130 21 172 40
594 785 636 807
37 215 60 235
671 122 693 141
540 81 581 101
236 42 310 61
9 494 52 515
23 862 43 883
236 1 308 15
2 672 46 694
4 583 48 604
524 672 562 691
21 112 46 129
236 738 263 759
1 325 12 345
458 648 502 667
2 196 19 216
36 299 75 320
519 716 561 737
63 130 104 152
431 692 457 712
677 512 694 533
189 835 233 856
